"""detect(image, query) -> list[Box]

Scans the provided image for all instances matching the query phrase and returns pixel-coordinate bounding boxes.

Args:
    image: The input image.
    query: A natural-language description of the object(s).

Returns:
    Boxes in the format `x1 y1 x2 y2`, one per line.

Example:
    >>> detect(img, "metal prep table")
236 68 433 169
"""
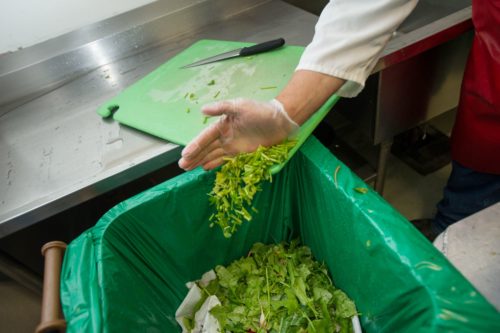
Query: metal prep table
0 0 473 286
0 0 320 239
0 0 473 238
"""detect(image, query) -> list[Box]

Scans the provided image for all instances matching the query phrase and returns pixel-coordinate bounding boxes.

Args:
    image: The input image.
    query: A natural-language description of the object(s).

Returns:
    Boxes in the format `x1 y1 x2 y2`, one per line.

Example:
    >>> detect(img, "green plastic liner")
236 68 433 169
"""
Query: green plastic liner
60 137 500 332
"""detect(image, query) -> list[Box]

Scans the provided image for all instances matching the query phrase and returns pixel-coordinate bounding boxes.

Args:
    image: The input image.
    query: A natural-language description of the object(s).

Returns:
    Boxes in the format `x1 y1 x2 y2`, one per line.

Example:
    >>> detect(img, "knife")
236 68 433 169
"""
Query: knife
181 38 285 68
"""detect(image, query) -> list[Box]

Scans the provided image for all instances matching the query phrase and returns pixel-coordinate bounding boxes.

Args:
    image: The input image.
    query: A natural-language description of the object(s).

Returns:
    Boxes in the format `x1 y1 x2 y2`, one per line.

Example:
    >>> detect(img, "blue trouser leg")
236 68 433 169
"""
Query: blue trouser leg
433 161 500 233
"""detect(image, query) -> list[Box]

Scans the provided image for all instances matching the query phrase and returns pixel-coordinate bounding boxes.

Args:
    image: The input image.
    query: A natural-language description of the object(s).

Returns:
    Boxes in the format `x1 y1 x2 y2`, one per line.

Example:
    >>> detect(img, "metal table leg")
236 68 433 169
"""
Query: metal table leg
375 140 393 195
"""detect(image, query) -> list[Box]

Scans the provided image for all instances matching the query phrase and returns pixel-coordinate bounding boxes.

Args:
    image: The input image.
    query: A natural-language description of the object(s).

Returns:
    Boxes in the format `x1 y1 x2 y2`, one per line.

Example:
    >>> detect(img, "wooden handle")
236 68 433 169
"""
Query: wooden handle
35 241 67 333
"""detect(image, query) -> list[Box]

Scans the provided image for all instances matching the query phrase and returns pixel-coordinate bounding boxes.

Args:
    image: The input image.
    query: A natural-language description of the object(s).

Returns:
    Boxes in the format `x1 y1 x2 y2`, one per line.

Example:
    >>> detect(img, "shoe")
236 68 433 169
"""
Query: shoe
410 219 438 242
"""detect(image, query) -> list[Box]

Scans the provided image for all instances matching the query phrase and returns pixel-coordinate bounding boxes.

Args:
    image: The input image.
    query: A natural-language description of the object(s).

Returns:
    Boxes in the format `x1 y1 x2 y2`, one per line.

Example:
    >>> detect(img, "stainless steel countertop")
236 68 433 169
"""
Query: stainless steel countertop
0 0 472 237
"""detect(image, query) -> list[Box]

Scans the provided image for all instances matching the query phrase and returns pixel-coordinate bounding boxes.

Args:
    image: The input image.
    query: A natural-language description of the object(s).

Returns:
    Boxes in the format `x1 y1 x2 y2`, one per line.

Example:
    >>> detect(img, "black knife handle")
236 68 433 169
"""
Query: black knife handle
239 38 285 57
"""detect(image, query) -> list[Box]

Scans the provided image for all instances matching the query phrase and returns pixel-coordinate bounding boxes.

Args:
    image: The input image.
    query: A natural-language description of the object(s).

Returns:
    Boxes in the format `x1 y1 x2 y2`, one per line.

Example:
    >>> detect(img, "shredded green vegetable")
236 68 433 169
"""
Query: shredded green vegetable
354 187 368 194
334 166 341 189
191 241 358 333
209 141 296 238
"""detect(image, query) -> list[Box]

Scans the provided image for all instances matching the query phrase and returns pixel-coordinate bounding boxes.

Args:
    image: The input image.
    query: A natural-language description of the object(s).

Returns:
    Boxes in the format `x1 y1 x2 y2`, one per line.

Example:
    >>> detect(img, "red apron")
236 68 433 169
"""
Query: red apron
451 0 500 174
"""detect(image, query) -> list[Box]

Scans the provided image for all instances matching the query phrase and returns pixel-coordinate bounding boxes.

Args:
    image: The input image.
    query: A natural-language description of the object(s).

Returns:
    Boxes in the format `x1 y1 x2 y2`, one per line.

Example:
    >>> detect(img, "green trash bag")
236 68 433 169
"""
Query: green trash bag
60 137 500 332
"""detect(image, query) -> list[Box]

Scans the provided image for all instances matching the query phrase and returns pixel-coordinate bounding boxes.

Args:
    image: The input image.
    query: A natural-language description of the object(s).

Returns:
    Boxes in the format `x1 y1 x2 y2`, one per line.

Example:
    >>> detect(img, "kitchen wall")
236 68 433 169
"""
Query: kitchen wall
0 0 156 54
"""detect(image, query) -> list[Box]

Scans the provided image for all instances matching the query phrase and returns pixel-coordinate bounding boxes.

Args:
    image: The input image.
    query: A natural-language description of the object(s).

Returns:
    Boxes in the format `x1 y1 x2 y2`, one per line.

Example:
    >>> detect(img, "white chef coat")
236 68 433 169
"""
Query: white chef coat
297 0 418 97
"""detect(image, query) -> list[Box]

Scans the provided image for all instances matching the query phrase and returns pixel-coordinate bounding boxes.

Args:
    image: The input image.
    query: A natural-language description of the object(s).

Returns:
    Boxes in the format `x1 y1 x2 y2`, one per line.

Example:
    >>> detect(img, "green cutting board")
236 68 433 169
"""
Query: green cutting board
97 39 339 173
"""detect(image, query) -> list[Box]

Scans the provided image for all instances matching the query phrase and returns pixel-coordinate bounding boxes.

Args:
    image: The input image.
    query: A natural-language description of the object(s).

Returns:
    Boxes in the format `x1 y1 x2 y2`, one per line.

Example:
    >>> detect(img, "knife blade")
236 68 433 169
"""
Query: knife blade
181 38 285 68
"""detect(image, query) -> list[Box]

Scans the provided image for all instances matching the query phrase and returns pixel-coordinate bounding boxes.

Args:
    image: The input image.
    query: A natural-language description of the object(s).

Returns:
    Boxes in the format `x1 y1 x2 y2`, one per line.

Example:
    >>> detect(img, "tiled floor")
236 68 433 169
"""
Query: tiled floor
0 113 455 333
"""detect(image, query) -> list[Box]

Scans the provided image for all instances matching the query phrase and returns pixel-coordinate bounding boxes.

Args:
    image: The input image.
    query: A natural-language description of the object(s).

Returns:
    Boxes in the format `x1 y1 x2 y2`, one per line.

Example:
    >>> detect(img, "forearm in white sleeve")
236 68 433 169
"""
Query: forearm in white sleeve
297 0 418 97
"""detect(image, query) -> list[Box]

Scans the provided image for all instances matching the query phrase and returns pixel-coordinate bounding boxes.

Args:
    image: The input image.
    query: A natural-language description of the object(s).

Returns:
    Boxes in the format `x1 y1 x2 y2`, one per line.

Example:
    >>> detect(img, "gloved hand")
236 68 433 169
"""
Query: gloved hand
178 98 299 170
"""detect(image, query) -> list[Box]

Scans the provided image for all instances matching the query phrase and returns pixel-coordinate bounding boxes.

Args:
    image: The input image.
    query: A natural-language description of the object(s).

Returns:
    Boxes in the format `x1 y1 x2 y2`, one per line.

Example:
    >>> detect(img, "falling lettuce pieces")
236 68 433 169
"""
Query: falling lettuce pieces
188 241 358 333
209 141 296 238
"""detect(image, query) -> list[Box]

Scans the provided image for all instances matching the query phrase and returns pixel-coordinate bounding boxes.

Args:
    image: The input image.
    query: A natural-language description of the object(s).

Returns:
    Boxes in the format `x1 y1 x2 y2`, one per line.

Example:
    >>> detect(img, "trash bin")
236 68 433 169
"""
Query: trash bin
57 137 499 332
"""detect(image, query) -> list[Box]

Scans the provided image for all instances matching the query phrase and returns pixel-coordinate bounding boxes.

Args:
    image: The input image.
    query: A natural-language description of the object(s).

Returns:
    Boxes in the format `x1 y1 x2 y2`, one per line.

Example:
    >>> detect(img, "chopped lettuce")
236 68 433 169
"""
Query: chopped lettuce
188 241 357 332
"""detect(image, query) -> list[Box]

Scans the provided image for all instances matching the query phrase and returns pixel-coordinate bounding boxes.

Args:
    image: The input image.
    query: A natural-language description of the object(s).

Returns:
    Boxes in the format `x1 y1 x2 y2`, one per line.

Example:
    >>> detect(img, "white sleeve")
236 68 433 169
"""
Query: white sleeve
297 0 418 97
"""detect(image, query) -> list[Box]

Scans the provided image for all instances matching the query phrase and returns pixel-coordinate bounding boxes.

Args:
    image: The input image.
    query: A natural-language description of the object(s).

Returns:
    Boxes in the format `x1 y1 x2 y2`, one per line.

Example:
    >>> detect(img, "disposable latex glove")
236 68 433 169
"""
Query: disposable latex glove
178 98 299 170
